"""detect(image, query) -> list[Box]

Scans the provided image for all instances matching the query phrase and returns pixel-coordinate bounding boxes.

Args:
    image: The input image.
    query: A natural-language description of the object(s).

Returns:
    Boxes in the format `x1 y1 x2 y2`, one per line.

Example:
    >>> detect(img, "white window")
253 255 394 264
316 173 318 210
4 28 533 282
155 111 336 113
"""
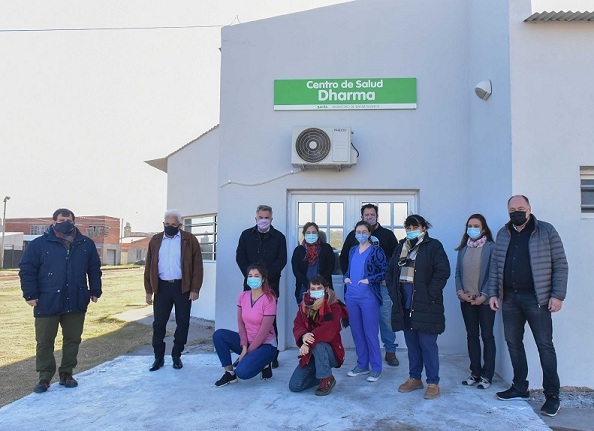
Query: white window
580 167 594 215
183 215 217 261
30 225 46 235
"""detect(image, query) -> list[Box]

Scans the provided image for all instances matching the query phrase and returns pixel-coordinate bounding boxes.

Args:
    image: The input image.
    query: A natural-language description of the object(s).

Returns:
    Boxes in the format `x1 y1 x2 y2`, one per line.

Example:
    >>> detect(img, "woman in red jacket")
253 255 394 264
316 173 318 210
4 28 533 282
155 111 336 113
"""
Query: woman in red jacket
289 275 347 396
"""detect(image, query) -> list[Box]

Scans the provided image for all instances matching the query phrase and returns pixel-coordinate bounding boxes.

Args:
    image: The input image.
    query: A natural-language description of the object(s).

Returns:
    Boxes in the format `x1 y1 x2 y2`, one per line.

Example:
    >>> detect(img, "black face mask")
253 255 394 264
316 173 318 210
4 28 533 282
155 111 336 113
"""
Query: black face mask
509 211 528 227
164 225 179 237
54 221 74 234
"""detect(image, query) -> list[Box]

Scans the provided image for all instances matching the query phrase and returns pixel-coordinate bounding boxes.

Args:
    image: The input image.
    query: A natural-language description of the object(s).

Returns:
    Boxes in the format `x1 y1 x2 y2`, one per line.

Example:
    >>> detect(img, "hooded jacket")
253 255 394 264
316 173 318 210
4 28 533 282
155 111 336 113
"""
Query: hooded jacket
20 227 102 317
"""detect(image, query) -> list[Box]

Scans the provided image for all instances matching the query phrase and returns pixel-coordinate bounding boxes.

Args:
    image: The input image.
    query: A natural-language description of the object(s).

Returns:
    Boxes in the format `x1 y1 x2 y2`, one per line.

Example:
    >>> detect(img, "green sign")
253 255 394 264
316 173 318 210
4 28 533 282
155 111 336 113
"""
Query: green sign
274 78 416 111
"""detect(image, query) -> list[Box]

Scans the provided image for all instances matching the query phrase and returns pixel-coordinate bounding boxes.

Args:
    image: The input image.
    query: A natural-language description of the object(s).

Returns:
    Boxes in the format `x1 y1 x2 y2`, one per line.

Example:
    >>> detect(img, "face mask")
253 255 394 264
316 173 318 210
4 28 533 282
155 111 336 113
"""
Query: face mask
509 211 527 227
257 218 271 231
364 215 377 226
54 221 74 234
406 230 421 240
246 277 262 290
355 233 369 244
467 227 482 240
164 225 179 237
309 289 325 299
304 233 318 244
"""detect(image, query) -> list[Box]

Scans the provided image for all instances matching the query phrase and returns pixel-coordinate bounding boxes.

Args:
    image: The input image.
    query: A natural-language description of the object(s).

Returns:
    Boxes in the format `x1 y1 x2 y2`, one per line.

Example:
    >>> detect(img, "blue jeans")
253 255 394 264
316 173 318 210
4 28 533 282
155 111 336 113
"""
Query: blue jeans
403 312 439 384
289 342 337 392
502 290 559 396
212 329 276 380
460 301 496 381
380 284 397 353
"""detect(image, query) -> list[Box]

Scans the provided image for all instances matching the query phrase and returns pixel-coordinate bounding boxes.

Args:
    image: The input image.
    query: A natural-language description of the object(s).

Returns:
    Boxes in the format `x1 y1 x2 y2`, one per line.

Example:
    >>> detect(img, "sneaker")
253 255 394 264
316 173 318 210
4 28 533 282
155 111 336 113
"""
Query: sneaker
398 378 424 393
366 371 381 382
462 375 480 386
215 371 238 387
271 358 279 369
541 395 560 417
424 383 440 399
315 375 336 396
477 377 491 389
385 352 399 367
59 372 78 388
261 364 273 380
33 379 50 393
347 367 370 377
496 386 530 401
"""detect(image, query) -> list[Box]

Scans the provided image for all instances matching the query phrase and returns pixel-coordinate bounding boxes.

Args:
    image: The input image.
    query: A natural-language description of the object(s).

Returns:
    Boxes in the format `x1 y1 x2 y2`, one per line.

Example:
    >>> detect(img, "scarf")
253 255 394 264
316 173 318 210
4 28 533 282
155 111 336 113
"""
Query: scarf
302 240 321 266
300 289 337 329
467 235 487 248
53 226 77 250
398 232 426 283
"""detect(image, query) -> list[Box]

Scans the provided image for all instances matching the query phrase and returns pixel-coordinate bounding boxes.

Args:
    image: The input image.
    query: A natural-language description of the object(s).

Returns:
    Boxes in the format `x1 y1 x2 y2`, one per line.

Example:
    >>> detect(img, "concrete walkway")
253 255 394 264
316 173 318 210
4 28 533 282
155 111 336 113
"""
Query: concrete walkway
0 349 554 431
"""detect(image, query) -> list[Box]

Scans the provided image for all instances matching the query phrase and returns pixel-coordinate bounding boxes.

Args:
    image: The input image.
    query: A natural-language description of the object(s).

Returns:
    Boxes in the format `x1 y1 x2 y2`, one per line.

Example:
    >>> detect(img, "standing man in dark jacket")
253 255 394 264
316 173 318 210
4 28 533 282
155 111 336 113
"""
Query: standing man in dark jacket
488 195 568 417
19 208 102 393
340 203 400 366
236 204 287 367
144 209 204 371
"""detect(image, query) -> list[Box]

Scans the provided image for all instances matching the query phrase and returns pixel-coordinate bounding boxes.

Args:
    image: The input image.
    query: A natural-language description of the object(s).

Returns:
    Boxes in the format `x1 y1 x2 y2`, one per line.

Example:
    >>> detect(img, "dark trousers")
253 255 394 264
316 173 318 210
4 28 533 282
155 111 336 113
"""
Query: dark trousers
403 312 439 384
502 290 560 396
289 342 337 392
152 279 191 359
35 312 86 381
460 302 496 381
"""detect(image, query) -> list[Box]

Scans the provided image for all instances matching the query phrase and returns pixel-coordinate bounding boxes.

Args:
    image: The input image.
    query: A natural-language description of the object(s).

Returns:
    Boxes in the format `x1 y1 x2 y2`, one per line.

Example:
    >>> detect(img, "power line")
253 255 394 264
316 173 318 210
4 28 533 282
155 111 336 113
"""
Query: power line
0 24 226 33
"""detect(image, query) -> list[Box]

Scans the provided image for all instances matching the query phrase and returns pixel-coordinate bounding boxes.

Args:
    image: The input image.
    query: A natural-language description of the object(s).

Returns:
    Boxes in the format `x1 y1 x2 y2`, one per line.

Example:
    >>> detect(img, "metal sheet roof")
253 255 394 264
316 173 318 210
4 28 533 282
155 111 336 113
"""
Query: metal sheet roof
525 10 594 22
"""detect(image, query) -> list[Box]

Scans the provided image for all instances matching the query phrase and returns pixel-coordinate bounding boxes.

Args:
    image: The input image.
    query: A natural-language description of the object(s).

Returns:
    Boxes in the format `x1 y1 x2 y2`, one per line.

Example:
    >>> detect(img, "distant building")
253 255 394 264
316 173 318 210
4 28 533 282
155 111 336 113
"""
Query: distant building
121 236 151 264
6 215 121 265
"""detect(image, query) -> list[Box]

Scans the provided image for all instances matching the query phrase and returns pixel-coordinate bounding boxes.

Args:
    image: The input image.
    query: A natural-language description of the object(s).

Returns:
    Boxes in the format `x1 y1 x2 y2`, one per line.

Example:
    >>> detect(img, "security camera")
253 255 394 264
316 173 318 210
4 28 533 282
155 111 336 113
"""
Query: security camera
474 80 492 100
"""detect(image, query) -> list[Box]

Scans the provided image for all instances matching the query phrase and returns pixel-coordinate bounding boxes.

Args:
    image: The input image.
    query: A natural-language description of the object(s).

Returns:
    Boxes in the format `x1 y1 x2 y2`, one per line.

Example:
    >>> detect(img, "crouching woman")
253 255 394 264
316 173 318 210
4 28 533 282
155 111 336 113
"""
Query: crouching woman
289 275 348 396
212 264 277 387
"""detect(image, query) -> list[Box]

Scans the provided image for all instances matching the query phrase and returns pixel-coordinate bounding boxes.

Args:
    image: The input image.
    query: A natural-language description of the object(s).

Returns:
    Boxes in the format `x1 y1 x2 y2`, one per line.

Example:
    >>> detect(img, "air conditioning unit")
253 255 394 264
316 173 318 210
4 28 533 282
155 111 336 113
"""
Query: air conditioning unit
291 126 357 170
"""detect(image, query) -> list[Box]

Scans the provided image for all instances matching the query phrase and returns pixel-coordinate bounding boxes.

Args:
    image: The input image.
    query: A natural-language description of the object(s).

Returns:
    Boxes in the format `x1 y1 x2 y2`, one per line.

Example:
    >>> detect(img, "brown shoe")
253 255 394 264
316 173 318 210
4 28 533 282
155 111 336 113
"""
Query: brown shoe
59 372 78 388
315 375 336 396
424 383 440 399
385 352 399 367
398 378 424 393
33 379 50 393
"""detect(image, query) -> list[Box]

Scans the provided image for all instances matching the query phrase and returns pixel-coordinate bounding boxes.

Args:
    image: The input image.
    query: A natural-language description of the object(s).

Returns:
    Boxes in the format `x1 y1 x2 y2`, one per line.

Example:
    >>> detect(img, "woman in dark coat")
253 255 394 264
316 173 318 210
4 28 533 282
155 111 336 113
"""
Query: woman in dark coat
386 215 450 400
291 222 335 304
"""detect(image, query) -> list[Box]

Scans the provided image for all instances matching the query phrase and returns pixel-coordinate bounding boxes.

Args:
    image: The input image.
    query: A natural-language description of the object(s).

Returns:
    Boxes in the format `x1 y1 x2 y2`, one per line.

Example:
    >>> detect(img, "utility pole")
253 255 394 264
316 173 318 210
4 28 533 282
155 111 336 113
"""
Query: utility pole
0 196 11 270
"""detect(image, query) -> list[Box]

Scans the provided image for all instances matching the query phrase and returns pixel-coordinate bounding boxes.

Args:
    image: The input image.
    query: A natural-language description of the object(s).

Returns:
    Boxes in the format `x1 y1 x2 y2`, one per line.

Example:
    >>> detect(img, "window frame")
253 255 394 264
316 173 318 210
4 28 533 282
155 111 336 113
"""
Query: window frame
183 214 217 261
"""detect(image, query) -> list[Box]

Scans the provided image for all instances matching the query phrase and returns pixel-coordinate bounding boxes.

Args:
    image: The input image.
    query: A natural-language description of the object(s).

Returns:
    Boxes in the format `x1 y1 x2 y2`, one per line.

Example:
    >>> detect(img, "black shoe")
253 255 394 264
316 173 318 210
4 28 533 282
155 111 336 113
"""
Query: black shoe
261 364 273 380
149 358 165 372
33 379 50 393
172 357 183 369
271 358 279 369
496 386 530 401
59 372 78 388
541 395 560 417
215 371 238 387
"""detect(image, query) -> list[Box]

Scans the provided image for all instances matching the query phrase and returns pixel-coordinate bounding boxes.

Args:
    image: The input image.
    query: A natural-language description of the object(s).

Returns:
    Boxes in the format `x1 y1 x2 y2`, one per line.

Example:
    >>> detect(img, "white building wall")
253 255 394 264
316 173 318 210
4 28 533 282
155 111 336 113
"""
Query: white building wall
217 0 487 354
509 0 594 388
167 128 220 320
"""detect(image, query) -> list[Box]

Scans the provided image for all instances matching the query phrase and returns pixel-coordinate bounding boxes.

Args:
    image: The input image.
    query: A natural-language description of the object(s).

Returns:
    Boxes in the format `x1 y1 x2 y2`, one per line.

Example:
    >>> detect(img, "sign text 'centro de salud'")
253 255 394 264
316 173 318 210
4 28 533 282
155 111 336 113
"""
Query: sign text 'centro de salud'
273 78 416 111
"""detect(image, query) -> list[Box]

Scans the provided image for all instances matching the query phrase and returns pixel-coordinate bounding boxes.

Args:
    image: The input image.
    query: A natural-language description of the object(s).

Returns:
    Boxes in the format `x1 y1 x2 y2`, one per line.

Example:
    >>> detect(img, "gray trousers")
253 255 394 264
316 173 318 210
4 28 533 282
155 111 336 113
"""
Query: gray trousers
289 342 337 392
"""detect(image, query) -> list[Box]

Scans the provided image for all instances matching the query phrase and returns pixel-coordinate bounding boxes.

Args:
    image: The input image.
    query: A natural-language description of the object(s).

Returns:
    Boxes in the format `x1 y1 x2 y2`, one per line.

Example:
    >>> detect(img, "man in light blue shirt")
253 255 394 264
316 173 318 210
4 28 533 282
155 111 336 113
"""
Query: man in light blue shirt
144 209 204 371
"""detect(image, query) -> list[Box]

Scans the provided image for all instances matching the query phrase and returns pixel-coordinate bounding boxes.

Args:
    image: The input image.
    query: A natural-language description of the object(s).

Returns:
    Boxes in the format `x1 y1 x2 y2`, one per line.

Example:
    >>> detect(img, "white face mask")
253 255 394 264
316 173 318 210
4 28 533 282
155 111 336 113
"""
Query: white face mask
309 289 325 299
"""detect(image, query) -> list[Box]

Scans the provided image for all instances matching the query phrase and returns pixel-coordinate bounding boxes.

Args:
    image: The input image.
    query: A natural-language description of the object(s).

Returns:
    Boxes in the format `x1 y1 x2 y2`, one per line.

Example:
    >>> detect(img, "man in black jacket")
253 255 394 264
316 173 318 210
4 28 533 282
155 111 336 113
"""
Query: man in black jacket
340 203 399 366
236 204 287 368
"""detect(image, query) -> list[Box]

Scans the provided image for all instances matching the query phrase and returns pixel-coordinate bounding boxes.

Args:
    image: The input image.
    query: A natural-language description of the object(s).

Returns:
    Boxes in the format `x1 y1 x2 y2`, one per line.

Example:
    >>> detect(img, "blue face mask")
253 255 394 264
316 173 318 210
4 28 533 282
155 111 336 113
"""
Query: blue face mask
467 227 482 240
406 230 421 240
355 233 369 244
309 289 325 299
54 221 74 234
246 277 262 290
304 233 318 244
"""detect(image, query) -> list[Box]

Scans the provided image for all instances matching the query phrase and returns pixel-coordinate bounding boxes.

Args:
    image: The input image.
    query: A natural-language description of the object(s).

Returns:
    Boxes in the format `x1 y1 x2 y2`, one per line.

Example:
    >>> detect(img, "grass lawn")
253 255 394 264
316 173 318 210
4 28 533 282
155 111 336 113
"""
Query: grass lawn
0 267 151 407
